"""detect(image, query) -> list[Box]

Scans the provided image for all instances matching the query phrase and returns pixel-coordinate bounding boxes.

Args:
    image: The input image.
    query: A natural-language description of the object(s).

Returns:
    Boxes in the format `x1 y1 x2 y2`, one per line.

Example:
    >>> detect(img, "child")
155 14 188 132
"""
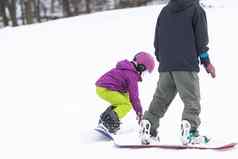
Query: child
96 52 155 134
140 0 216 145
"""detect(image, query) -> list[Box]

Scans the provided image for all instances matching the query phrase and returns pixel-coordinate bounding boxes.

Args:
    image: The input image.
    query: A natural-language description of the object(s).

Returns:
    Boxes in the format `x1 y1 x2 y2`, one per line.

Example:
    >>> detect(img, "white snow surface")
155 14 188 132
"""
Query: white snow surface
0 4 238 159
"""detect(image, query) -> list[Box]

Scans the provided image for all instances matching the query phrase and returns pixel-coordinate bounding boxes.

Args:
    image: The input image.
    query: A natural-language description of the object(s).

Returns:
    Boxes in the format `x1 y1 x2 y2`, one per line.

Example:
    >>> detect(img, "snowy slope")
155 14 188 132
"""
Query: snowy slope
0 4 238 159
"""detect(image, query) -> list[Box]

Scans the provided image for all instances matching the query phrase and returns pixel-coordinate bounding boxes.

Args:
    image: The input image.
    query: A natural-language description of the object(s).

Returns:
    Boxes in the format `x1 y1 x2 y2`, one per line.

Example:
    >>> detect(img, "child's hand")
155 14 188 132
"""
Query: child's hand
136 112 143 124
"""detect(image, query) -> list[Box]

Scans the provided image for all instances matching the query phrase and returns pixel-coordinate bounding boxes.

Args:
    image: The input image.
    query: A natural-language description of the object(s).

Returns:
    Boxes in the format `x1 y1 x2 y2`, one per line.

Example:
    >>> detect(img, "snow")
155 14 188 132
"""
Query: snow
0 4 238 159
201 0 238 8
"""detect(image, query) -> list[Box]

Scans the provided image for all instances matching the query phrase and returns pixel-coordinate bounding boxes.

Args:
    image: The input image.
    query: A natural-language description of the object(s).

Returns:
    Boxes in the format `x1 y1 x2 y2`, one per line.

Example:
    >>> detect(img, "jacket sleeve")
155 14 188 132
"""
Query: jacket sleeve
127 77 142 114
192 6 209 55
154 13 160 62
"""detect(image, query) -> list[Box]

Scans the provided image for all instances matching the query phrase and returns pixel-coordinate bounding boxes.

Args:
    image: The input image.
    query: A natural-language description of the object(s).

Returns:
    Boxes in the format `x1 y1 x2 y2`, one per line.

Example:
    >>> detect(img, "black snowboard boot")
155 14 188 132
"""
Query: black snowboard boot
99 106 120 134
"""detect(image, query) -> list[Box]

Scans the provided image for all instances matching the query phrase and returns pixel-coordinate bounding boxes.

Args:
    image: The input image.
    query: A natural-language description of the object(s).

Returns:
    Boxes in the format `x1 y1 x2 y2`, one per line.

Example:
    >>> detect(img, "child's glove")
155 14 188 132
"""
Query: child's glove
204 63 216 78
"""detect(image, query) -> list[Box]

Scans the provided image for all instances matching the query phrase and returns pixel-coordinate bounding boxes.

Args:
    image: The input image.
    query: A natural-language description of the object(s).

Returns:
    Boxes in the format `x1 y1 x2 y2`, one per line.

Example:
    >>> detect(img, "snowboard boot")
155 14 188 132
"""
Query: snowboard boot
99 106 120 134
149 132 160 145
139 120 160 145
180 120 210 145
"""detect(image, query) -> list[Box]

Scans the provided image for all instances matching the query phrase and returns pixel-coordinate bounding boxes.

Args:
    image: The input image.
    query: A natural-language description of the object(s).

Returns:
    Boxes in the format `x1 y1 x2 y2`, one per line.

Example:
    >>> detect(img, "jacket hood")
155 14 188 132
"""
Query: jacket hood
116 60 142 81
168 0 198 12
116 60 136 71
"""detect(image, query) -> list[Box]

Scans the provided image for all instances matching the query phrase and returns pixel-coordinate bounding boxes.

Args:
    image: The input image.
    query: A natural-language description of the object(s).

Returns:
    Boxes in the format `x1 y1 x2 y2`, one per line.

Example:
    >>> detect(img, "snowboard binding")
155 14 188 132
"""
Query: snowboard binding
139 119 160 145
180 120 210 145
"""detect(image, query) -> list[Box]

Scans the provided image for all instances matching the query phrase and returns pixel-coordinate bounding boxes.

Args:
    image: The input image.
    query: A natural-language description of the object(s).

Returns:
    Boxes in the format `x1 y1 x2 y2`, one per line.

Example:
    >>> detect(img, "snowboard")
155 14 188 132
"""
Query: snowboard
94 124 114 140
115 142 237 150
95 126 237 150
114 131 237 150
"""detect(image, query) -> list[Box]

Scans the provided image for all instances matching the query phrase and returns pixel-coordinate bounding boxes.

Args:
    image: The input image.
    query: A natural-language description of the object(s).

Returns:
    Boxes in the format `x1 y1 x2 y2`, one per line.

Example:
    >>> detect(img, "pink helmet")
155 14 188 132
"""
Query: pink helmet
133 52 155 73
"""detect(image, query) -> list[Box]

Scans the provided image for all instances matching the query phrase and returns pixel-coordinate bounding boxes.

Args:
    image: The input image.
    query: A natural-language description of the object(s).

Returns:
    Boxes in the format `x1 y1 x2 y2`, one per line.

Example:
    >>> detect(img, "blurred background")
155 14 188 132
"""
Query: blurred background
0 0 218 28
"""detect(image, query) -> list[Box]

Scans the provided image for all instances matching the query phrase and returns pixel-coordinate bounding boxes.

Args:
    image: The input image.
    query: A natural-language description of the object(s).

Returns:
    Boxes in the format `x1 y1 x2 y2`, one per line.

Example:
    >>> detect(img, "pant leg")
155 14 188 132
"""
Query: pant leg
143 72 177 134
96 87 132 119
172 71 201 130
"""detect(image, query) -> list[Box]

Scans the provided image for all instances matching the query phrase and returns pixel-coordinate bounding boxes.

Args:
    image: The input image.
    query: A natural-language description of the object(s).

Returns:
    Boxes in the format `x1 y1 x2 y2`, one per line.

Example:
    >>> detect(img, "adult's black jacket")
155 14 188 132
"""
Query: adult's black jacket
154 0 209 72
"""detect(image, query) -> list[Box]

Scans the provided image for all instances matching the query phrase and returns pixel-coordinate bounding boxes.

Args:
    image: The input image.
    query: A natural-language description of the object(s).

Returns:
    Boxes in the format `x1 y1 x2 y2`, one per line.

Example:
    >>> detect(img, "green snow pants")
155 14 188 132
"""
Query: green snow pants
96 87 132 119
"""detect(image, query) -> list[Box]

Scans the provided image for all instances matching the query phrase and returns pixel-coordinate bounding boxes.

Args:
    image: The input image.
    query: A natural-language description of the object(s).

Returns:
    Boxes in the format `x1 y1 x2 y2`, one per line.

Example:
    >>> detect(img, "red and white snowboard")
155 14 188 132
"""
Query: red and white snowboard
113 131 237 150
95 127 237 150
114 141 237 150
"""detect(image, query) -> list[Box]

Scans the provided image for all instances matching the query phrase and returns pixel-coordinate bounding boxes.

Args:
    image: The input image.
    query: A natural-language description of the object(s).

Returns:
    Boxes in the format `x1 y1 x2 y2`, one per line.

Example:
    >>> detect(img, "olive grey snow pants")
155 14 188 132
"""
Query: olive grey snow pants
143 71 201 134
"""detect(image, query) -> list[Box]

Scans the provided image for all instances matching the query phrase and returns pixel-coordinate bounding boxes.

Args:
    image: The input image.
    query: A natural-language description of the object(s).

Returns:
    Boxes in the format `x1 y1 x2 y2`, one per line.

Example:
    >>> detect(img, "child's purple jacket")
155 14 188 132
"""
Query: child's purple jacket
96 60 142 114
